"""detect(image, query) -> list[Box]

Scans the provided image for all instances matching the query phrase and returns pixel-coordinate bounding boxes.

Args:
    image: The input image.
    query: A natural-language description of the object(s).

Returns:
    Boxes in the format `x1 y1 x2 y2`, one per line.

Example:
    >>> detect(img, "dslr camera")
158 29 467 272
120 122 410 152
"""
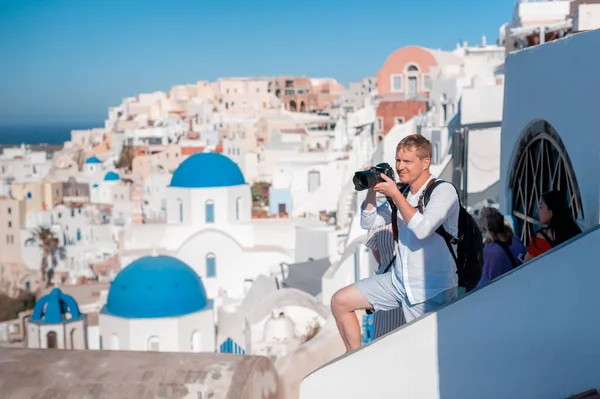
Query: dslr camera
352 162 395 191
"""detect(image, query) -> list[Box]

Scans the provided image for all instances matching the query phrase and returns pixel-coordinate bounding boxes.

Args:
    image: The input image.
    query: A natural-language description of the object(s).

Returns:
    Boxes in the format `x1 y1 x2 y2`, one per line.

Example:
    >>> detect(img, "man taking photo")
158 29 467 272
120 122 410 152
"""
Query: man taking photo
331 134 460 352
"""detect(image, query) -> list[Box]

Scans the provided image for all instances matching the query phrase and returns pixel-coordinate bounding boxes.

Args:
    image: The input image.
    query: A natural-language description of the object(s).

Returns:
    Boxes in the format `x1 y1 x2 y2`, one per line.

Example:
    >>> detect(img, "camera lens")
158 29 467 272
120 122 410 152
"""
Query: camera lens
353 171 371 191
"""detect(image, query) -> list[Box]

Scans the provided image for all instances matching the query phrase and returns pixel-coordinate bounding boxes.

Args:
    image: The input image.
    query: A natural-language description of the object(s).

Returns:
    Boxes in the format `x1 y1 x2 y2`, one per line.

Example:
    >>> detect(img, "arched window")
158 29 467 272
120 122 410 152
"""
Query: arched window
70 328 77 350
191 330 202 352
176 198 183 223
147 336 160 351
46 331 57 349
236 197 242 220
205 200 214 223
406 64 420 72
111 333 119 350
206 253 216 278
509 119 584 245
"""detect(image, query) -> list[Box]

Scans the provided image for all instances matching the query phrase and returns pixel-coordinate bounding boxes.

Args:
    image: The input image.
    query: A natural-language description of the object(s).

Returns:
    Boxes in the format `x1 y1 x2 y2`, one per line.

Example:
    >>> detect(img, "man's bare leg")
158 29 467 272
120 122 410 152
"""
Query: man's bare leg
331 285 373 352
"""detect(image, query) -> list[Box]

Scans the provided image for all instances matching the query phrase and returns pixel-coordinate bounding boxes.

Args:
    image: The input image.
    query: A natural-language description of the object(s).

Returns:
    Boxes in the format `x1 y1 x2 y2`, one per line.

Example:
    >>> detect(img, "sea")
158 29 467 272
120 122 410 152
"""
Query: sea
0 123 103 146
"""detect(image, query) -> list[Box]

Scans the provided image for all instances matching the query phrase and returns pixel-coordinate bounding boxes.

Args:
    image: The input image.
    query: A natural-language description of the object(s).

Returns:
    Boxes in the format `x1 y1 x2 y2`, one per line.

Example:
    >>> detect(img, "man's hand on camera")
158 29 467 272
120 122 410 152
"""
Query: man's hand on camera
373 173 400 199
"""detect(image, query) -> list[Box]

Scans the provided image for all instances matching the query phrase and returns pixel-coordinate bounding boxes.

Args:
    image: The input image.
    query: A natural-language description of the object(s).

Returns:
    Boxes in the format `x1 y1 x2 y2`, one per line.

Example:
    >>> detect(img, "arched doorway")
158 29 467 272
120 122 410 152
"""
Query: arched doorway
300 101 306 112
289 101 297 112
191 330 201 352
509 119 583 245
46 331 57 349
70 328 76 349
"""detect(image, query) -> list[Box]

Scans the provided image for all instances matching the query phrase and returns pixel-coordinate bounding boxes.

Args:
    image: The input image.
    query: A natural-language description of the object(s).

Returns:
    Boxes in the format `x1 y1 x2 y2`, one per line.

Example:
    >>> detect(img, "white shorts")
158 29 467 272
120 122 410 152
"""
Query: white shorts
354 272 457 323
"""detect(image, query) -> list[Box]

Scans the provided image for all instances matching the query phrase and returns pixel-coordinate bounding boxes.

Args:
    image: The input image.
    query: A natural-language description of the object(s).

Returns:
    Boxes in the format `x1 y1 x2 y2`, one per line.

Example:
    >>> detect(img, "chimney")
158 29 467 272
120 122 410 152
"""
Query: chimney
482 35 487 46
463 40 468 48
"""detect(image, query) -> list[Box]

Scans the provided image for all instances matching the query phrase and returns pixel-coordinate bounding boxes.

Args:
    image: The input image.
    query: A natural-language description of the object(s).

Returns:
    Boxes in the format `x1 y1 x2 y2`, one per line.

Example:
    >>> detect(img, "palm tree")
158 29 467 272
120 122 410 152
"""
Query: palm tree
31 227 55 286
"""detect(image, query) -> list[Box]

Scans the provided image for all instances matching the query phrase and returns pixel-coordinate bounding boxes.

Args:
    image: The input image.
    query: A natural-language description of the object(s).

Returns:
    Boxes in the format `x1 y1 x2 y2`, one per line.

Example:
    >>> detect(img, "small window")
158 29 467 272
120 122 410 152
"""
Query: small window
8 221 11 228
391 75 403 92
406 64 420 72
395 117 405 125
205 200 214 223
377 117 383 131
7 208 11 214
27 192 32 199
422 75 431 91
206 253 216 278
236 197 242 221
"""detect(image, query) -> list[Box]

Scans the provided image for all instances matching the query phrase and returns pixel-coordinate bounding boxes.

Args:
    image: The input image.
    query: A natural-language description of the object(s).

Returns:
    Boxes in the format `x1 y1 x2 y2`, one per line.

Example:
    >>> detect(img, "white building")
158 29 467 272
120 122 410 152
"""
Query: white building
122 152 298 300
90 171 120 204
301 25 600 399
99 255 215 353
27 288 88 350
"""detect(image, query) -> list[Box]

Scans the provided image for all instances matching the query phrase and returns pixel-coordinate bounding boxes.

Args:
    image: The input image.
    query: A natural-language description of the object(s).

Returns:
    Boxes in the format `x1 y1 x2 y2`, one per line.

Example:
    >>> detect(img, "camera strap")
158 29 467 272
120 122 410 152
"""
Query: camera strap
381 185 410 274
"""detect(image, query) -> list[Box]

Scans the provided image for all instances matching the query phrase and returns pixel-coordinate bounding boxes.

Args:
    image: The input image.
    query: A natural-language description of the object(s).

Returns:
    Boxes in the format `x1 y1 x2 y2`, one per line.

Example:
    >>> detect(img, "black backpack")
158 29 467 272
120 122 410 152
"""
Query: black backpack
421 180 483 292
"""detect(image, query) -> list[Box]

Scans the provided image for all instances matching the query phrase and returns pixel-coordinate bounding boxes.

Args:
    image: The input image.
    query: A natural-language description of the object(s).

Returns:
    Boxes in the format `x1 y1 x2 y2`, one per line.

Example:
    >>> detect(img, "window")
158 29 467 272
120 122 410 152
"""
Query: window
377 117 383 131
422 74 431 91
7 208 11 214
395 117 405 125
8 221 11 228
71 209 75 217
432 142 440 164
206 253 216 277
205 200 214 223
236 197 242 220
147 336 160 351
308 171 321 193
27 192 32 199
390 75 403 92
177 198 183 222
406 64 420 72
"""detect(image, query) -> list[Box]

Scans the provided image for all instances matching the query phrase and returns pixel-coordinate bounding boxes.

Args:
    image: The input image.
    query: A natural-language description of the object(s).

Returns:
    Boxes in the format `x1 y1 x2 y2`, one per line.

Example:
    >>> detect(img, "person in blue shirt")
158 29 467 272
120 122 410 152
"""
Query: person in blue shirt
477 207 526 288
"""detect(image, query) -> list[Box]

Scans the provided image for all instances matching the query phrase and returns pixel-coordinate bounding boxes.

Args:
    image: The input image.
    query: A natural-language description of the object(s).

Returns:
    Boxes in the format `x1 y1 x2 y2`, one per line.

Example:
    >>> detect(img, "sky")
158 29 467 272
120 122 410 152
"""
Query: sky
0 0 514 126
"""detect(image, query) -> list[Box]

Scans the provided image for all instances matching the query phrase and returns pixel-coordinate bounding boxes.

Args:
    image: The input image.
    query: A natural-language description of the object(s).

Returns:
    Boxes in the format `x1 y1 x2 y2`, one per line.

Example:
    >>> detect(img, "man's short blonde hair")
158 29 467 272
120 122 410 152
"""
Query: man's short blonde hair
396 134 432 160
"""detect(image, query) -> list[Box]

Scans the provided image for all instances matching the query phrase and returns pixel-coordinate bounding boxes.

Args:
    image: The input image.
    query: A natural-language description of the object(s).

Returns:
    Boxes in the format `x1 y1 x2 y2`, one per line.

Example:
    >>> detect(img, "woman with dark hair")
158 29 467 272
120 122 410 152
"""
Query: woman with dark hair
524 190 583 262
477 207 527 288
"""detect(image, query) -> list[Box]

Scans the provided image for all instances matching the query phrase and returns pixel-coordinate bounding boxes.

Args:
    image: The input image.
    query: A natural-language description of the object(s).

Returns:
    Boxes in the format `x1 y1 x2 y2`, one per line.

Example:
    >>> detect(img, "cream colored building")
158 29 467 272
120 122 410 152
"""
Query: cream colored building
11 181 63 214
0 197 25 265
131 144 186 180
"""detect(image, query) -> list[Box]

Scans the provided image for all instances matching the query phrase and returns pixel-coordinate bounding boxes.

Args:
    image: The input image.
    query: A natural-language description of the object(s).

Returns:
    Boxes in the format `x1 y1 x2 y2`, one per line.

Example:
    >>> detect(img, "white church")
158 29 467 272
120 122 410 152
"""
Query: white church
121 152 299 300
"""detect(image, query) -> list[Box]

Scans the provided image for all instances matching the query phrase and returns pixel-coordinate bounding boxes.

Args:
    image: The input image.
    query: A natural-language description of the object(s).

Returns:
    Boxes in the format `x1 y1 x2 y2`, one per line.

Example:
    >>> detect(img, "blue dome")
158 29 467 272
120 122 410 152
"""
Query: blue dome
103 255 209 319
170 153 245 188
85 156 101 164
31 288 85 324
104 171 120 181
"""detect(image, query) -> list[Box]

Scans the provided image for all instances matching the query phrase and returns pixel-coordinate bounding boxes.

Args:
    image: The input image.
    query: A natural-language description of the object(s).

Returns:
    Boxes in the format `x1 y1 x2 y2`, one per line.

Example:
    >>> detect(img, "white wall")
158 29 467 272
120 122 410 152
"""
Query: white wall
302 226 600 399
499 29 600 228
100 310 214 353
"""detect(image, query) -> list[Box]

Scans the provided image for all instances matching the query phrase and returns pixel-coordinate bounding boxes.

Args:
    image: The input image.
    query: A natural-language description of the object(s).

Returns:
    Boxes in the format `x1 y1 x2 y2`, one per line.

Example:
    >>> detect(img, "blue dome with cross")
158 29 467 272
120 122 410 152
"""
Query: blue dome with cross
102 255 210 319
30 288 86 324
170 153 245 188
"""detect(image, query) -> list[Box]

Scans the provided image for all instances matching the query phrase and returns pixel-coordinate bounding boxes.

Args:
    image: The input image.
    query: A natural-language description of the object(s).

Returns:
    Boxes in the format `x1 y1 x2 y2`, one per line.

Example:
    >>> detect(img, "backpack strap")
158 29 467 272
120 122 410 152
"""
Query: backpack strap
422 180 460 245
421 179 460 263
496 239 518 268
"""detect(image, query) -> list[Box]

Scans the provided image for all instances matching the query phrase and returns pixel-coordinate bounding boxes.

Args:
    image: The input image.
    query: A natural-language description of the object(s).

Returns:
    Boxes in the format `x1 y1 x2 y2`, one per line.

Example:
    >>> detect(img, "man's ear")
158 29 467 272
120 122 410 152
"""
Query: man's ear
422 157 431 170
